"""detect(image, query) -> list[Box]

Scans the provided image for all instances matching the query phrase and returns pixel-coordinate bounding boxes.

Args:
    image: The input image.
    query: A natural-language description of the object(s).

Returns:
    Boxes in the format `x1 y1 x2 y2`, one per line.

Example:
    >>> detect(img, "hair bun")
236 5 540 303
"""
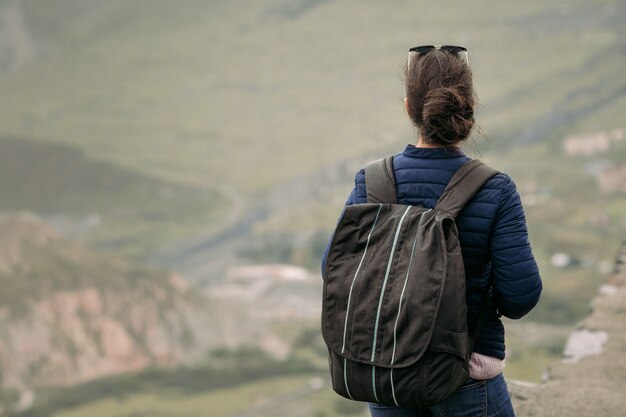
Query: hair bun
421 86 474 145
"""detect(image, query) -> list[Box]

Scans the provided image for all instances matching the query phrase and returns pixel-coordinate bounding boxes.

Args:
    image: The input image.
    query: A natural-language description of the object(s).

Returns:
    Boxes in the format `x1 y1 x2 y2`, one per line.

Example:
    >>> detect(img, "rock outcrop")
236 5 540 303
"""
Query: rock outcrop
511 238 626 416
0 213 219 411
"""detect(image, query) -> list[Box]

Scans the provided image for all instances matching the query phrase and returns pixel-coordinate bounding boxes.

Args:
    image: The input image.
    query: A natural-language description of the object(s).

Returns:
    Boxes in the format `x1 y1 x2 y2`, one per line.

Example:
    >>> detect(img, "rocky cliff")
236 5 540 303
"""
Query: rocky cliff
510 238 626 416
0 213 223 411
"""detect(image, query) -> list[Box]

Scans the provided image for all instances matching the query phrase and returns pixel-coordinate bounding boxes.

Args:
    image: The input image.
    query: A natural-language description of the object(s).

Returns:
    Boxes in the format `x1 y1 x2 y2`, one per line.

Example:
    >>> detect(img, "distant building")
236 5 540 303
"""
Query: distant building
595 164 626 194
562 128 624 157
551 252 573 269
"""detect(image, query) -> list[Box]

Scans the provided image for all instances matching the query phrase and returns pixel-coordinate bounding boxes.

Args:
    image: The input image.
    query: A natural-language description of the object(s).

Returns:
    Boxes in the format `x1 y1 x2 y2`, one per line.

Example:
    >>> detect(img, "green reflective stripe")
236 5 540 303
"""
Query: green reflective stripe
371 205 412 362
391 210 429 365
391 368 399 406
342 204 383 353
372 366 379 403
344 358 353 400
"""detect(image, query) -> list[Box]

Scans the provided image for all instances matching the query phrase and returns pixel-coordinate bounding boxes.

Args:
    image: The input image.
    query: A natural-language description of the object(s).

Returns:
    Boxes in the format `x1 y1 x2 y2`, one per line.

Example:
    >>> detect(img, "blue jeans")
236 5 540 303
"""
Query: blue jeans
368 373 515 417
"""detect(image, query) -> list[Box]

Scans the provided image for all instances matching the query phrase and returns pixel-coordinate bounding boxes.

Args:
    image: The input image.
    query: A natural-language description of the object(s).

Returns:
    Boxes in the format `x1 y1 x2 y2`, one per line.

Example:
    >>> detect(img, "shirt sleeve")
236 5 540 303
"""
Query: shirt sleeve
489 175 543 319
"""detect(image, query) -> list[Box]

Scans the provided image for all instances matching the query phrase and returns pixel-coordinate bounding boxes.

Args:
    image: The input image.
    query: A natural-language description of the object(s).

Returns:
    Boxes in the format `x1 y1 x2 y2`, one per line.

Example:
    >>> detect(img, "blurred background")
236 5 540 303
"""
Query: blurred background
0 0 625 416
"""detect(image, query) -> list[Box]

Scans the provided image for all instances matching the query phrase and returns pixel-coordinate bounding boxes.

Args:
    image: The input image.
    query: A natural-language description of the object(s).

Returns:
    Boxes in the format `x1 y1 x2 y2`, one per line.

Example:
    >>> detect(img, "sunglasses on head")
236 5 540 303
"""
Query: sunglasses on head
408 45 470 68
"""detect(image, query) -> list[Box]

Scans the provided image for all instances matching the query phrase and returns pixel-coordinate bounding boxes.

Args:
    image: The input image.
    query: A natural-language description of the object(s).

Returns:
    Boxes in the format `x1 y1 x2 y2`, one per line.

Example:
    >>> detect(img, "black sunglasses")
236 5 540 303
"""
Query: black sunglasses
408 45 469 67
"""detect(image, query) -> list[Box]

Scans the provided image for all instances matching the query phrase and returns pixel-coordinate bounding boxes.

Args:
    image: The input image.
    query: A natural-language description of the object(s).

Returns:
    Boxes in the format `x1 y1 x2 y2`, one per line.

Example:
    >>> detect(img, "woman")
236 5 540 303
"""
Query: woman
323 45 542 417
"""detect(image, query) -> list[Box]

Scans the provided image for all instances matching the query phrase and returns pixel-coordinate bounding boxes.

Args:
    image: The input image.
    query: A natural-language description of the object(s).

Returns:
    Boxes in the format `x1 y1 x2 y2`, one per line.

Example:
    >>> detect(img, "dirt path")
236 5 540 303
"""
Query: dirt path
149 155 360 285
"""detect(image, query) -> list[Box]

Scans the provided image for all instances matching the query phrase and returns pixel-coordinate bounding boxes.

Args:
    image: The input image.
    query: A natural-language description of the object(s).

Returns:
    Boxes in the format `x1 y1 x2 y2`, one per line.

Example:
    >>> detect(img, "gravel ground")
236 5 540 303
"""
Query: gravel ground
510 274 626 417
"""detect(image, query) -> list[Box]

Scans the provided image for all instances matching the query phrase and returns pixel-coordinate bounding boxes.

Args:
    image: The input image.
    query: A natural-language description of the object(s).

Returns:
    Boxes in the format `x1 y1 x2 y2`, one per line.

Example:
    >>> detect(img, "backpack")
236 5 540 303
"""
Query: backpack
321 156 498 407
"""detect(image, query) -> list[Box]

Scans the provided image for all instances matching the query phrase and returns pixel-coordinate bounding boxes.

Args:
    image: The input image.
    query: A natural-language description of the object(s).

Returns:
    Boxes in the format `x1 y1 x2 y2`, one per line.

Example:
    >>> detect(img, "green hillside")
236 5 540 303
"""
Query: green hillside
0 137 227 259
1 0 624 271
0 213 183 315
1 0 623 191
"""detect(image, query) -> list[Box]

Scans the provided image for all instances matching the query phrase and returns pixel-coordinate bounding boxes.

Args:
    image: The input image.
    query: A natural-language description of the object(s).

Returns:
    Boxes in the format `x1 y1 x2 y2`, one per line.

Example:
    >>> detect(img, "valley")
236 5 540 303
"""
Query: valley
0 0 625 415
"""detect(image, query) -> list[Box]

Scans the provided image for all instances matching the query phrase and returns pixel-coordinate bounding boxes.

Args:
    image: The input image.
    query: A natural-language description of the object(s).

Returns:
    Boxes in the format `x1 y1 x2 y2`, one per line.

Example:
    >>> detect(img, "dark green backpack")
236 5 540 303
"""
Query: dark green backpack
322 157 498 407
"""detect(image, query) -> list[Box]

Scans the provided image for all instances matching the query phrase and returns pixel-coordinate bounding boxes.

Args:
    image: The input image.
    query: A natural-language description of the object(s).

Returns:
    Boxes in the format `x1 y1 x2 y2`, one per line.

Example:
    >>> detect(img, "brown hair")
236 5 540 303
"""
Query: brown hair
405 50 475 146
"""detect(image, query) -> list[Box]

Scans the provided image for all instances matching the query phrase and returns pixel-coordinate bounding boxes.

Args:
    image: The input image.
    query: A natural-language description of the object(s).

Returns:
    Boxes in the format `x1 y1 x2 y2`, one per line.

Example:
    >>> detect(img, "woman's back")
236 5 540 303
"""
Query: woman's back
344 144 542 360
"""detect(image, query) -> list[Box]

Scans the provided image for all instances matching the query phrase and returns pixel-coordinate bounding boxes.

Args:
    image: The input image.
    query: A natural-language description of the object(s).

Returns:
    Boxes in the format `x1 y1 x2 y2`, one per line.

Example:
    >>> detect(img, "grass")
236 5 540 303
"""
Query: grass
46 375 371 417
50 375 317 417
16 346 331 417
503 321 572 382
0 137 229 259
1 1 624 192
25 344 370 417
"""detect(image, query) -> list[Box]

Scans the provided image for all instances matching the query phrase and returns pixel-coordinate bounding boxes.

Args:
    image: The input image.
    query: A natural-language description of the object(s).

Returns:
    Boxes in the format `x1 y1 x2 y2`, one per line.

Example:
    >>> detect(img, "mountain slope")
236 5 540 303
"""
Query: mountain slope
1 0 624 192
0 213 230 409
0 137 227 260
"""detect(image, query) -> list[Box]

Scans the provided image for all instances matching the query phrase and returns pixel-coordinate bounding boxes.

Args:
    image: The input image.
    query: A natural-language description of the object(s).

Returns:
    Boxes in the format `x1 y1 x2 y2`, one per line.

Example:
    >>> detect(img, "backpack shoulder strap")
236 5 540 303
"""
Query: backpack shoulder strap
365 155 398 204
434 159 499 218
